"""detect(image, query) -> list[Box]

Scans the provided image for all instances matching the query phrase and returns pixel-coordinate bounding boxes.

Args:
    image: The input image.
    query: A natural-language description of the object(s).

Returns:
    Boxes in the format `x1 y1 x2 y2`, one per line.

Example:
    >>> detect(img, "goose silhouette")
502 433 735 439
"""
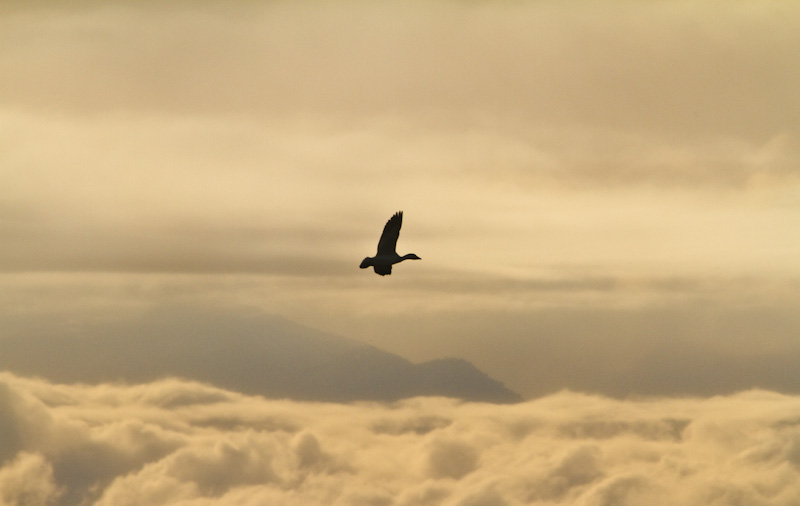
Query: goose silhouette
360 211 421 276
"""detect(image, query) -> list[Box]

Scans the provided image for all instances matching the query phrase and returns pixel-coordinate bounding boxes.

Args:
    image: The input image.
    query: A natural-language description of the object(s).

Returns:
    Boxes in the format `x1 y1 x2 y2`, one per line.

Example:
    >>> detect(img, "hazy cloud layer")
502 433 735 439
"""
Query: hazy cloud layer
2 1 798 138
2 0 798 278
2 274 800 399
3 372 800 506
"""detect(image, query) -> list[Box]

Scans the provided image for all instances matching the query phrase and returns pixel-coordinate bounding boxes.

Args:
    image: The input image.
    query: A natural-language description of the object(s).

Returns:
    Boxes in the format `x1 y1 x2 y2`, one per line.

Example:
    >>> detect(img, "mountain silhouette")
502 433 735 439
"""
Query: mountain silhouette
0 307 520 403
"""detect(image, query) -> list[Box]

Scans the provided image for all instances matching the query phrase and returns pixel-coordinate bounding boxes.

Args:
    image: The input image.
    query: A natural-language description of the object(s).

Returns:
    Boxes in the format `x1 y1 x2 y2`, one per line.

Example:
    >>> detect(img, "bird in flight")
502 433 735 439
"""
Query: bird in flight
360 211 421 276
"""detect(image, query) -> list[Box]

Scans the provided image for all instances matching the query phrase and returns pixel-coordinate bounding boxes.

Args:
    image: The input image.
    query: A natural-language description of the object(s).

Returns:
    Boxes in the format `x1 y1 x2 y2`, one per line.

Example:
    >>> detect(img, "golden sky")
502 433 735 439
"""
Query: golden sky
2 0 800 398
3 2 800 505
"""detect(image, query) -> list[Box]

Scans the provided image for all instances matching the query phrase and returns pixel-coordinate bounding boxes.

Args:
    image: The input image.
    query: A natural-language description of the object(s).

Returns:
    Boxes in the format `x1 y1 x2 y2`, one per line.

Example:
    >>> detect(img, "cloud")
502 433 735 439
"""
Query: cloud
2 0 799 279
2 1 798 138
2 1 799 198
425 437 480 480
3 372 800 506
0 452 60 506
1 0 799 447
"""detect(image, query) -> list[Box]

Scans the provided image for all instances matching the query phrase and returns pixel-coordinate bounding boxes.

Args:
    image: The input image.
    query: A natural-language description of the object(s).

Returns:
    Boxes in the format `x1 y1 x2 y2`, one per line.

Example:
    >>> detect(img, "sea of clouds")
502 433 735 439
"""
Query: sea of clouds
3 372 800 506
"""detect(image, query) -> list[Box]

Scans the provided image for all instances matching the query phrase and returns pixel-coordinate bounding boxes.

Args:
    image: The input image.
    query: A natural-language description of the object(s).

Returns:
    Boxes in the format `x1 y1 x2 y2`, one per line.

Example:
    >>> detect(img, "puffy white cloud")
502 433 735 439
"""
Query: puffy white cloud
0 452 60 506
425 438 480 480
3 373 800 505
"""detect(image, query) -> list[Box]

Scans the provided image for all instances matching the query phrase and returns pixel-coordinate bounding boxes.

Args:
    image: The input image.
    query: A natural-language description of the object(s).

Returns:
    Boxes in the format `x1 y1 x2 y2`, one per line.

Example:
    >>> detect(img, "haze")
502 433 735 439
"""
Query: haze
2 1 800 503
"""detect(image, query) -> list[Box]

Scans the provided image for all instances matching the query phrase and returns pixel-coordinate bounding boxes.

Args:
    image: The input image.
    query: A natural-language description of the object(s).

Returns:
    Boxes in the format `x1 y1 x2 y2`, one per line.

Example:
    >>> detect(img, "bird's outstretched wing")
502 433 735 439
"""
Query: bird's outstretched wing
377 211 403 256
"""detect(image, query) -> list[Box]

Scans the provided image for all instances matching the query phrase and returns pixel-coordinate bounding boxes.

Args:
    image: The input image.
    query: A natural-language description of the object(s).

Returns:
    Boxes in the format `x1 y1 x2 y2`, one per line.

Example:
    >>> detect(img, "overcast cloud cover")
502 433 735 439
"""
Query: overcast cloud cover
5 372 800 506
2 1 800 396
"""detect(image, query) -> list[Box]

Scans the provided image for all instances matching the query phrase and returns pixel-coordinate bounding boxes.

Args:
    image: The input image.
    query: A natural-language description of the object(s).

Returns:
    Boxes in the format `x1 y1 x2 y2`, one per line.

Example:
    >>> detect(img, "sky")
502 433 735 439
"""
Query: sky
3 1 800 504
2 1 800 395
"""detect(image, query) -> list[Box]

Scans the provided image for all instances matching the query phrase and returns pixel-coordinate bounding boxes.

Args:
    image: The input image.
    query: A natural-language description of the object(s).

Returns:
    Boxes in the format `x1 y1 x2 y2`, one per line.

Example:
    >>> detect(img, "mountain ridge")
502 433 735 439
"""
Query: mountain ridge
0 307 521 403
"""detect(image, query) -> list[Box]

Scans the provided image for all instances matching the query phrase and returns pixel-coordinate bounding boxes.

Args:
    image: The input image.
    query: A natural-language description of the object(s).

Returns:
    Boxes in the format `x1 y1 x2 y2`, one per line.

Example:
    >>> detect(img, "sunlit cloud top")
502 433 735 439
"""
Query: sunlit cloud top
4 372 800 505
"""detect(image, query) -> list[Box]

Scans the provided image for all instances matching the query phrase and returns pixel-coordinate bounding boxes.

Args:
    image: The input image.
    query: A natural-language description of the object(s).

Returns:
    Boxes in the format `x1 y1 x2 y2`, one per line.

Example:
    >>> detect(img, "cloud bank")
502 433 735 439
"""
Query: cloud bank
2 0 798 279
3 0 798 139
3 372 800 506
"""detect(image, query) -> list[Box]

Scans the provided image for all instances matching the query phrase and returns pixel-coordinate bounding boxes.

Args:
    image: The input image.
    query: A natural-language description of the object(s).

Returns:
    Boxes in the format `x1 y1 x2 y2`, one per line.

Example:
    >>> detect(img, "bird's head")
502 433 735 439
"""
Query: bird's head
359 257 373 268
403 253 421 260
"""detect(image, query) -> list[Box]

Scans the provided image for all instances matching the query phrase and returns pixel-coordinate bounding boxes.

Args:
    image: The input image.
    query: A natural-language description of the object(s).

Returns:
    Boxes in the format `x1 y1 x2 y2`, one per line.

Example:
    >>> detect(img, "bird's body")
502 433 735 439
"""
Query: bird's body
360 211 420 276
